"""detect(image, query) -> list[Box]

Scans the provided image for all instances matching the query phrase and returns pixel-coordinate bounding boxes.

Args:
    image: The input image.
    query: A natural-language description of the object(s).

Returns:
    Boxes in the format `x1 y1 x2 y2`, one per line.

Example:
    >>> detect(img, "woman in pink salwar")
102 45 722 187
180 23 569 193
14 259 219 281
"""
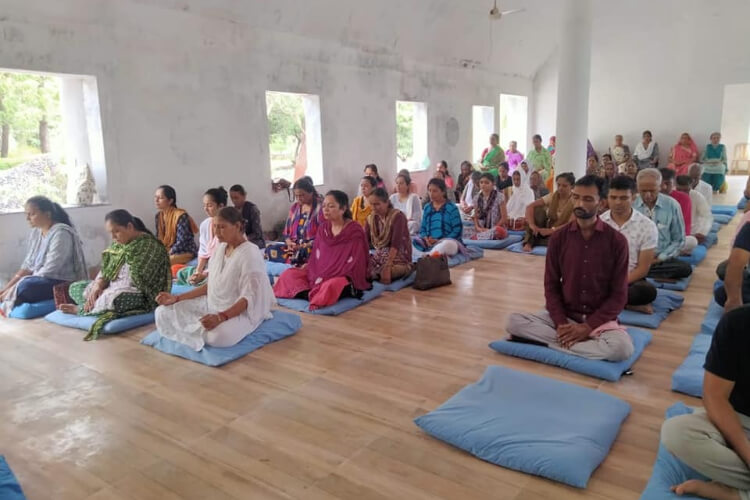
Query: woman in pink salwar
668 133 699 176
273 190 371 310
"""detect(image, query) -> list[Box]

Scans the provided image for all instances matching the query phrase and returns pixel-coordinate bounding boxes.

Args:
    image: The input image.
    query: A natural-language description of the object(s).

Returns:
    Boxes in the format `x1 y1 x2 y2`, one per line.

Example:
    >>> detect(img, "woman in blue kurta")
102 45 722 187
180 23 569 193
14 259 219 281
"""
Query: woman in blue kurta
412 178 463 257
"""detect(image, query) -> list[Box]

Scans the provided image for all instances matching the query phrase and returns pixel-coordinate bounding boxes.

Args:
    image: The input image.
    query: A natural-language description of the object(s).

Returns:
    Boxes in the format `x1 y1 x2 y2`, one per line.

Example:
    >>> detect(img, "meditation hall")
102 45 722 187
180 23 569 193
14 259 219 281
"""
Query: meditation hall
2 0 750 499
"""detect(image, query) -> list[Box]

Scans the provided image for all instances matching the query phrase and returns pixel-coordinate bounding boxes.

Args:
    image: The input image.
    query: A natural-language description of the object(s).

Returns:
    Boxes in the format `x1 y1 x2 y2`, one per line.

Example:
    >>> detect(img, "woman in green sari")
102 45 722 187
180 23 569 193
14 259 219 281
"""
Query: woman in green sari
480 133 505 177
58 209 172 340
700 132 728 192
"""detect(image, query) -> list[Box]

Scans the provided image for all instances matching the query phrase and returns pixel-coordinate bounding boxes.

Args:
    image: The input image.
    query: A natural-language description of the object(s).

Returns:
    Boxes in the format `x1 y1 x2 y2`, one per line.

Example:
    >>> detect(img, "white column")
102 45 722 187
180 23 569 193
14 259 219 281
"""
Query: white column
554 0 592 180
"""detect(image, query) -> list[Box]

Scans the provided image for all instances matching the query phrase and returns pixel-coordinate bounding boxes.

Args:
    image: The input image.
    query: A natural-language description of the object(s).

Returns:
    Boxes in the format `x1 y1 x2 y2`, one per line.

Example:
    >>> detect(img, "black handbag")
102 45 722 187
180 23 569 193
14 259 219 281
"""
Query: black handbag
413 254 451 290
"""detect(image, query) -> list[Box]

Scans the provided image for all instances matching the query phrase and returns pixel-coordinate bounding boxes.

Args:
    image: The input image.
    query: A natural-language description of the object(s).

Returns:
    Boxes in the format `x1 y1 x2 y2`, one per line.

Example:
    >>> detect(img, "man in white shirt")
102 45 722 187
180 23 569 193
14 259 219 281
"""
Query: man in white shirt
688 163 714 207
601 175 660 313
677 174 713 245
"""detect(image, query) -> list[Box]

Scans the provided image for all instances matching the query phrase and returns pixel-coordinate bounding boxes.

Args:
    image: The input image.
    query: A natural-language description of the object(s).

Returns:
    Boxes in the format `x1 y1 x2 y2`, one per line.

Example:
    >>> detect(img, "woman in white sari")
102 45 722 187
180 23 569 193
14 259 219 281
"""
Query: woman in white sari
633 130 659 170
154 207 274 351
505 166 535 229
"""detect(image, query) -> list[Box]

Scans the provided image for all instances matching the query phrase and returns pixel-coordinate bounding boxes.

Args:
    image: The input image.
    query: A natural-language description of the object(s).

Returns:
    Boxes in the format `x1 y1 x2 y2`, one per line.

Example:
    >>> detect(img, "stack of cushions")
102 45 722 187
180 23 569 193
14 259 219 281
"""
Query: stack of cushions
711 205 738 218
141 310 302 366
414 366 630 488
489 328 652 381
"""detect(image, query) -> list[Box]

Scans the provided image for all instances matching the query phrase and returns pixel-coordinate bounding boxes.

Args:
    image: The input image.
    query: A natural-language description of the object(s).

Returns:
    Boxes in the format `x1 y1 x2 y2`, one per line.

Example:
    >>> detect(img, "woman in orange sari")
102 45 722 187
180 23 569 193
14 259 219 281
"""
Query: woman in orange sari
668 133 699 176
154 185 199 265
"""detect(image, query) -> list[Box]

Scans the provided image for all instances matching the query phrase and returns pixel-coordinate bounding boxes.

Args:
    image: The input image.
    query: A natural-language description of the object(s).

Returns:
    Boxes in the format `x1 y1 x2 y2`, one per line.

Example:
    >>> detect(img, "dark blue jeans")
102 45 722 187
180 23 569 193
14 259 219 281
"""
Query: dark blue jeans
15 276 64 305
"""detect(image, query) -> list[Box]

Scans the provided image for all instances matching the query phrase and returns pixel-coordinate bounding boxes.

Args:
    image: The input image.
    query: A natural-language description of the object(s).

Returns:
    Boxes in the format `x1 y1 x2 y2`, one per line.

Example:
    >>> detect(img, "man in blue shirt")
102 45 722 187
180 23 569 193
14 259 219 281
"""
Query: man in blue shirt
633 168 693 280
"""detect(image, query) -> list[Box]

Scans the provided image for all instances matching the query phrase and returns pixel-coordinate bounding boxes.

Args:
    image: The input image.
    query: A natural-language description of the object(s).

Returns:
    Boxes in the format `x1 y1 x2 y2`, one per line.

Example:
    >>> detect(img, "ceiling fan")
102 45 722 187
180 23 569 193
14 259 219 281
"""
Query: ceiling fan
489 0 525 20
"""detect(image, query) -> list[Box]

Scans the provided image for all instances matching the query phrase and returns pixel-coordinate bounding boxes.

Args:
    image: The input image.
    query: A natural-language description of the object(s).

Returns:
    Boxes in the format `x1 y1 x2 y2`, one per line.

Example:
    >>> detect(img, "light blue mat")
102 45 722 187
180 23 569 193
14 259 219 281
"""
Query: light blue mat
414 365 630 488
618 289 684 329
671 334 711 398
506 241 547 256
8 299 56 320
464 234 523 250
44 310 155 334
140 310 302 366
489 328 652 381
276 282 387 315
379 272 416 292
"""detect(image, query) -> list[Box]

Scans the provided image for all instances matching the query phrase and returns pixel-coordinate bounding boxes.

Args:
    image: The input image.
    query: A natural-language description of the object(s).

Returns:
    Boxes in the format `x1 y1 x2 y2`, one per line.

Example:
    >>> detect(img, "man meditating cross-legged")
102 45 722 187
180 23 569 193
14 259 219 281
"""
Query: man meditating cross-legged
601 175 659 314
506 175 634 361
661 306 750 500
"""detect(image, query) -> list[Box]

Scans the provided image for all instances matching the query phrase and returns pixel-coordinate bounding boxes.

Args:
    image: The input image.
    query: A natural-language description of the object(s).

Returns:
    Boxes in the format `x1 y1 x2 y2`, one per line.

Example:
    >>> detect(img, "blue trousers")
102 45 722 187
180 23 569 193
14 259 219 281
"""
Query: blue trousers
15 276 64 305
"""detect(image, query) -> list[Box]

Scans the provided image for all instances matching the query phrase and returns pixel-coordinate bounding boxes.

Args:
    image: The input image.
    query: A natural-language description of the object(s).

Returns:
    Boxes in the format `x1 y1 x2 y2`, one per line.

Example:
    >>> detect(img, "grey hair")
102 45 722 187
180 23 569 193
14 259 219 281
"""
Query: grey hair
688 162 703 175
637 167 662 184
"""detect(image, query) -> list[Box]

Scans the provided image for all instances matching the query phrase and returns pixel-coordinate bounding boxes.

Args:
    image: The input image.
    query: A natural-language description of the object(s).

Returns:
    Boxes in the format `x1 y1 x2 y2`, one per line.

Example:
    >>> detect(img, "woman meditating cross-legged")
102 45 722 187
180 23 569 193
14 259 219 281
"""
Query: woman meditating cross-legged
265 177 324 265
522 172 575 252
505 169 535 230
0 196 88 316
351 176 376 227
389 172 422 235
668 132 699 176
633 130 660 170
58 210 171 340
229 184 265 248
701 132 728 193
413 178 463 257
176 187 226 287
273 190 371 310
154 207 275 351
465 173 509 241
366 188 414 284
154 185 199 266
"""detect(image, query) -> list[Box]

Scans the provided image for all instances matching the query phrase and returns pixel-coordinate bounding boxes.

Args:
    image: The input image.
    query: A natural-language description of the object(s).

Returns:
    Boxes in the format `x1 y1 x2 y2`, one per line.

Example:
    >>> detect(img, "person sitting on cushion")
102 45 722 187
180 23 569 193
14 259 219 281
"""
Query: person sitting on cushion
634 168 693 280
351 176 377 227
154 207 274 351
480 133 505 176
506 141 524 171
522 172 575 252
700 132 728 193
229 184 265 249
58 210 171 340
273 190 371 309
689 163 714 207
505 168 535 230
529 170 550 199
454 161 474 203
624 160 639 180
413 178 463 257
436 161 455 191
586 156 601 176
676 175 713 247
601 155 617 183
601 176 659 314
667 132 699 176
265 177 324 265
364 164 386 190
495 162 513 192
366 188 413 284
459 170 482 217
506 175 634 361
465 173 509 241
389 172 422 236
609 134 631 168
633 130 660 170
661 305 750 500
176 186 226 287
0 196 88 317
660 167 697 254
527 134 553 181
154 185 199 266
716 224 750 312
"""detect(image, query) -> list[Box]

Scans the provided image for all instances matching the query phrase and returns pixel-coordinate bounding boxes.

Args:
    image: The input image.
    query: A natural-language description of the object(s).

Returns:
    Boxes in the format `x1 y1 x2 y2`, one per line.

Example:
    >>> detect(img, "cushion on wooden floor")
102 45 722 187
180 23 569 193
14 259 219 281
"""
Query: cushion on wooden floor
671 334 711 398
0 456 26 500
711 205 738 217
647 271 694 291
266 261 292 277
711 221 721 233
506 241 547 256
701 231 718 248
639 403 706 500
738 197 748 210
414 365 630 488
379 272 415 292
713 213 733 225
140 310 302 366
44 310 155 334
618 289 684 329
677 245 707 266
8 299 56 319
447 246 484 266
701 300 724 335
488 328 652 382
276 282 386 315
507 229 526 237
464 234 522 250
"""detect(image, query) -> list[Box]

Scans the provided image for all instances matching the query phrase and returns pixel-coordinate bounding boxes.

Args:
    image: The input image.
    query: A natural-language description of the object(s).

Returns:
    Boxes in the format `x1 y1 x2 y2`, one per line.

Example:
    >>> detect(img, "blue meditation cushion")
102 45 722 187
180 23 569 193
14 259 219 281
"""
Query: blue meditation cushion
701 299 724 335
276 282 387 315
618 289 684 329
0 456 26 500
44 310 155 334
677 245 707 266
671 334 711 398
140 310 302 366
506 241 547 256
414 365 631 488
266 261 292 277
648 269 694 291
8 300 56 320
464 234 523 250
711 205 738 217
379 272 416 292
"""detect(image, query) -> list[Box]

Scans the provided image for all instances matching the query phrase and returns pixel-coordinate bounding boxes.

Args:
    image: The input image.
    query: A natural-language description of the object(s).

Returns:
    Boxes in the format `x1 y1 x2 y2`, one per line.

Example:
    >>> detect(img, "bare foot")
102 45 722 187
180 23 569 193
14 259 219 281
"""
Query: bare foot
59 304 78 314
522 244 532 253
380 266 392 285
671 480 741 500
626 304 654 315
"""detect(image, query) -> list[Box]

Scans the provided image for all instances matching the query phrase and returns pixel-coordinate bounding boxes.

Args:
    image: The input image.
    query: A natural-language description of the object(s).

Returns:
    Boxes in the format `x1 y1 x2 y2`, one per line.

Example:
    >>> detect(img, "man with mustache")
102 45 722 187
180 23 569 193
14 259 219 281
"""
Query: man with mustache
506 175 634 361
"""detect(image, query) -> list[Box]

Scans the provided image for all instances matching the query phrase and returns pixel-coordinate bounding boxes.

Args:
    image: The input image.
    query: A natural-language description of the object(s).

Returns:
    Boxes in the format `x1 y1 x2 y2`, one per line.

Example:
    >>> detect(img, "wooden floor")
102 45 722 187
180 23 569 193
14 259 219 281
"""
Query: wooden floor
1 181 744 500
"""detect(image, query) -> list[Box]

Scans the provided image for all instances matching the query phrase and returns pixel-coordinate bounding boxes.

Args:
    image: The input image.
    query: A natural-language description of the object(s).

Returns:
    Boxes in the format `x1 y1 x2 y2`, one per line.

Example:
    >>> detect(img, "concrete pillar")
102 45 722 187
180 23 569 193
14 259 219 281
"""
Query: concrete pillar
554 0 592 180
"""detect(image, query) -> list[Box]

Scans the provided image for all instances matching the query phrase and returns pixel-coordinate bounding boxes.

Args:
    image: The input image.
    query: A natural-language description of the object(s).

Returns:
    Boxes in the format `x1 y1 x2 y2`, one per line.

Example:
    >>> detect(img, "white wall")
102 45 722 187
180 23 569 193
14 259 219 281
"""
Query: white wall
0 0 533 278
721 84 750 166
533 0 750 167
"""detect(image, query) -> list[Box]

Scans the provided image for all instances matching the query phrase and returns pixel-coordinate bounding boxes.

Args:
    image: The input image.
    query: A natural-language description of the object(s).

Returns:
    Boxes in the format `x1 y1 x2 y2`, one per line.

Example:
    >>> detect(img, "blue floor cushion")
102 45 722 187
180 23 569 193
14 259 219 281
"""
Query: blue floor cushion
266 261 291 277
640 403 706 500
8 299 56 320
506 241 547 256
464 234 523 250
738 197 748 210
379 272 415 292
44 310 155 334
414 366 630 488
701 231 718 248
711 221 722 233
447 247 484 267
701 300 724 335
648 270 694 291
489 328 652 382
276 282 386 315
712 205 738 217
507 229 525 237
618 289 684 329
141 310 302 366
677 245 707 266
0 456 26 500
671 334 711 398
713 214 733 225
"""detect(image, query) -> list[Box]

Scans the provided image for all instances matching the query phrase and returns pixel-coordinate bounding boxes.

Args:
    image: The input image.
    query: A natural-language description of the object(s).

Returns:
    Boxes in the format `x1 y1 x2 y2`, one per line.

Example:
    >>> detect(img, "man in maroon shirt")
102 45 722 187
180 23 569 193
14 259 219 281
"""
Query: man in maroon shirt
660 167 698 255
506 175 634 361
